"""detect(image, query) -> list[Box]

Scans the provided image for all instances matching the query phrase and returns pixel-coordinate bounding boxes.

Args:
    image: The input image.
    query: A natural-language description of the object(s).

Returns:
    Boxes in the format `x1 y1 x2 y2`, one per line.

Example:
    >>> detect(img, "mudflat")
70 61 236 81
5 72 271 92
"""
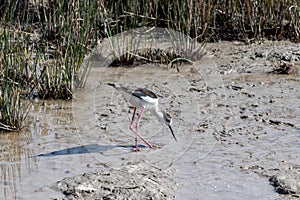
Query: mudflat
54 40 299 199
1 41 298 199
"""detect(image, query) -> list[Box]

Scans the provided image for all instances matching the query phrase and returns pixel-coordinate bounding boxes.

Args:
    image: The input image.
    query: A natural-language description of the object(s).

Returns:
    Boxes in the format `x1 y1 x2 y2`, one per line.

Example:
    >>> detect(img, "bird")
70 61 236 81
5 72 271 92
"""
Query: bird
107 83 177 151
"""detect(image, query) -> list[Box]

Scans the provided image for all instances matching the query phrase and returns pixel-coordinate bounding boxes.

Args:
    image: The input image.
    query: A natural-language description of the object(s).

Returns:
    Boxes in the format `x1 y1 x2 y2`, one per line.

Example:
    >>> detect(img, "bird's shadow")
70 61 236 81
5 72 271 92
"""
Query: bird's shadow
34 144 147 157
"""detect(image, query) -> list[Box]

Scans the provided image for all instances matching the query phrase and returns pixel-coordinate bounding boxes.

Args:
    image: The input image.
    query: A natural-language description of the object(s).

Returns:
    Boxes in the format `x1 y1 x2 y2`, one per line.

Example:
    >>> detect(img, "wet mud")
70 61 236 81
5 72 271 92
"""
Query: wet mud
0 40 299 199
54 40 300 199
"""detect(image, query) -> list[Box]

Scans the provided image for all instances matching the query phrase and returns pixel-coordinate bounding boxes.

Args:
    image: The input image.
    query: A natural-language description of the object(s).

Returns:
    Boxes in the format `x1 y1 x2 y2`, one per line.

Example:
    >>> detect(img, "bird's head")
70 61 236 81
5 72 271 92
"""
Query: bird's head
162 111 177 142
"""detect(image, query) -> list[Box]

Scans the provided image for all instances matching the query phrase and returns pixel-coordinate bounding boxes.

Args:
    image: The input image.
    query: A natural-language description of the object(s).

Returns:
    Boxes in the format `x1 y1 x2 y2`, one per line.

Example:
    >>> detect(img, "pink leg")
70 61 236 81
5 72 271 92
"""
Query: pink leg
129 107 153 151
129 107 138 151
135 107 153 148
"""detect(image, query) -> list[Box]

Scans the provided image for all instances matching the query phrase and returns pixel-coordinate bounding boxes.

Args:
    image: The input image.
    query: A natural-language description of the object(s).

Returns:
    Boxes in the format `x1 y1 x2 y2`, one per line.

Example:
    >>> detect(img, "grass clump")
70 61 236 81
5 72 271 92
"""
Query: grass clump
0 0 103 131
0 26 33 131
103 0 299 67
104 0 300 42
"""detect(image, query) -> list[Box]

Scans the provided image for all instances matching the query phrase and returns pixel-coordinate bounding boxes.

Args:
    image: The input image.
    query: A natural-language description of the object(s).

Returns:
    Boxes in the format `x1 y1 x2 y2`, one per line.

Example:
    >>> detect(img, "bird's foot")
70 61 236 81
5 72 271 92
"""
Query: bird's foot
147 143 153 149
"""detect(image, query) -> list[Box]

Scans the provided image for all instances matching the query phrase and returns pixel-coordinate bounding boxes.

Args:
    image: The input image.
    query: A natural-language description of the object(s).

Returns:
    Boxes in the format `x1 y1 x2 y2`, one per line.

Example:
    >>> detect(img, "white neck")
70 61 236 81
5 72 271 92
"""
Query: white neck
150 105 165 123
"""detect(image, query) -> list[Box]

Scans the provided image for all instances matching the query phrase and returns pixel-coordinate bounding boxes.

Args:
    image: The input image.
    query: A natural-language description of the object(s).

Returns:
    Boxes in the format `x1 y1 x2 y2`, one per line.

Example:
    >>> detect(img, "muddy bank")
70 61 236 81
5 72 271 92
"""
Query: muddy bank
208 41 300 199
1 40 299 199
54 161 175 200
49 40 300 200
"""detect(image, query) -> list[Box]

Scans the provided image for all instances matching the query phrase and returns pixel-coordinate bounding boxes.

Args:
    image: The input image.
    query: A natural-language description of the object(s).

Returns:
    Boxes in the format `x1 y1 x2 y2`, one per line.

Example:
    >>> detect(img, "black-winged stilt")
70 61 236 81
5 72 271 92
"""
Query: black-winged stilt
107 83 177 151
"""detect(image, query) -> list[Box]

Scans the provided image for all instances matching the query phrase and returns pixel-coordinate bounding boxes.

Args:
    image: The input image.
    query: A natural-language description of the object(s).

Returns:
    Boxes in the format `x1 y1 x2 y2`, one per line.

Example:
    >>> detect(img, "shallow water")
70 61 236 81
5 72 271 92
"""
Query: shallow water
1 42 299 199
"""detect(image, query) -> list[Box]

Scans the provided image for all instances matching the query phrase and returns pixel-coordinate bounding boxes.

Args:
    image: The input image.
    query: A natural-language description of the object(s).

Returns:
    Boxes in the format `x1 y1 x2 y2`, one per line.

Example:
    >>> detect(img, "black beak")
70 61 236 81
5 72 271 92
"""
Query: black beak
168 125 177 142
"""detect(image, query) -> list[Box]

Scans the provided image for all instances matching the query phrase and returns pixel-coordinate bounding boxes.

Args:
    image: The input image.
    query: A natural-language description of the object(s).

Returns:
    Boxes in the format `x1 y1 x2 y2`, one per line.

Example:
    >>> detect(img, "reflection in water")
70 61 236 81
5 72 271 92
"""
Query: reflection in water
0 131 29 199
0 100 74 199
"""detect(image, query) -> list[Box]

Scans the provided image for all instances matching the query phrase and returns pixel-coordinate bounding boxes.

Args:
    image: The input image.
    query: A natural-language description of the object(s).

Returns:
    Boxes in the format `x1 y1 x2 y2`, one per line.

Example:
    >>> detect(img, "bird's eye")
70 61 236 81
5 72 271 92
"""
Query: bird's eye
164 113 172 124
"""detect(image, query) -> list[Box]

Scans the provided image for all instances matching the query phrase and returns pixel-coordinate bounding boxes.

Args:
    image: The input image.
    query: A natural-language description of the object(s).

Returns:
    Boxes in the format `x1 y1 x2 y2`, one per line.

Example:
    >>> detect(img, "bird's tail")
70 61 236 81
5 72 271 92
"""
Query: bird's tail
107 82 122 91
107 82 129 93
107 83 116 88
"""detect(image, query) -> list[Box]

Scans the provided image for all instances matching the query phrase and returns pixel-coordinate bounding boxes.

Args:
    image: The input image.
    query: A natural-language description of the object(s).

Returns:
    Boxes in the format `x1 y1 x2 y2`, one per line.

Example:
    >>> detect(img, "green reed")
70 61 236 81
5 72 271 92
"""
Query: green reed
104 0 299 41
0 0 102 131
0 25 32 131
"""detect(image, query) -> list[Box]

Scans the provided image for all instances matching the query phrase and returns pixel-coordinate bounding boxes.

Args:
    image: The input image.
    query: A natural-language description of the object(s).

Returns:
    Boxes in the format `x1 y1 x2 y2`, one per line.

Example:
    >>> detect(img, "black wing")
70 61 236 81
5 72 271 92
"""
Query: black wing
132 88 157 99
